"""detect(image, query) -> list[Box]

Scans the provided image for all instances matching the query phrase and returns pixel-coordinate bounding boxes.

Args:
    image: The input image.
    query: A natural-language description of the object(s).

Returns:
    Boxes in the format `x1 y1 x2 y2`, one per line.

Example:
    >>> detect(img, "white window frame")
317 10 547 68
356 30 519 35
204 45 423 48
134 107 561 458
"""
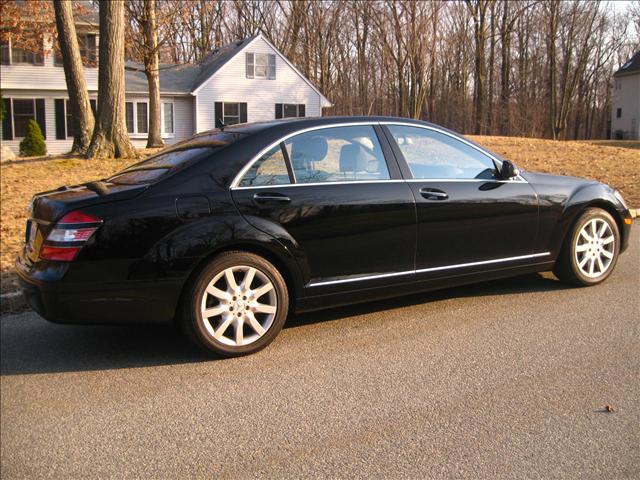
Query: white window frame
58 97 96 139
223 102 241 125
160 101 175 137
125 101 149 137
283 104 304 118
11 98 37 139
246 52 276 79
2 37 44 66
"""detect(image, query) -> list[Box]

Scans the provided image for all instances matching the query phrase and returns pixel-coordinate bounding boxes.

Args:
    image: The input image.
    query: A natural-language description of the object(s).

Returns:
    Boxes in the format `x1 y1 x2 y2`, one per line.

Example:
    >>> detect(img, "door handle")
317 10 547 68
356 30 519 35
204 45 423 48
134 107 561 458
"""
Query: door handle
253 192 291 204
419 188 449 201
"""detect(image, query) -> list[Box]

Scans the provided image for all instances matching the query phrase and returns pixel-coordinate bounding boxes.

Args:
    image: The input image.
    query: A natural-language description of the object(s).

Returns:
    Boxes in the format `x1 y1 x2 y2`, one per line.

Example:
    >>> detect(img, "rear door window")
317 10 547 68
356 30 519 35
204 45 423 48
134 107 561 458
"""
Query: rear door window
283 125 390 184
240 145 291 186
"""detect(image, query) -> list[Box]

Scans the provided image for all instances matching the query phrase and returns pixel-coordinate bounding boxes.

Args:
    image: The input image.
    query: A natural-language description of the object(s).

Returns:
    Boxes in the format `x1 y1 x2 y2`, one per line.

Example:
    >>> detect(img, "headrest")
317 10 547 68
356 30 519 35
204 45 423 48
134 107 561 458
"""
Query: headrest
290 135 328 168
339 144 368 172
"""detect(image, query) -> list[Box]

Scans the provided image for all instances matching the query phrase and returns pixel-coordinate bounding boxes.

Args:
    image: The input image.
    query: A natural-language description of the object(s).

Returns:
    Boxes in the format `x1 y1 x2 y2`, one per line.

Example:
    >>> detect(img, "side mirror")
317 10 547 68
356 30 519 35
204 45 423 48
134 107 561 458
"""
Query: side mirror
499 160 520 179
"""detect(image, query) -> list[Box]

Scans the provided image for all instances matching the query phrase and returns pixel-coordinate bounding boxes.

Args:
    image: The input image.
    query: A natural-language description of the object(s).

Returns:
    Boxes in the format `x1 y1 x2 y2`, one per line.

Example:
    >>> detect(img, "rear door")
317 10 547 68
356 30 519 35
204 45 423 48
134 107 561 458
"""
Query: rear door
231 124 416 293
383 123 541 278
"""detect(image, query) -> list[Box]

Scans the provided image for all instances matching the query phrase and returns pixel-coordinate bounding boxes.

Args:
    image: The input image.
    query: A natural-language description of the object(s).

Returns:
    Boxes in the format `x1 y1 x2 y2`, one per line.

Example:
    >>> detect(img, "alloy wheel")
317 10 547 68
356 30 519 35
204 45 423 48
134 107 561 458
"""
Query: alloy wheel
574 218 615 279
200 265 277 346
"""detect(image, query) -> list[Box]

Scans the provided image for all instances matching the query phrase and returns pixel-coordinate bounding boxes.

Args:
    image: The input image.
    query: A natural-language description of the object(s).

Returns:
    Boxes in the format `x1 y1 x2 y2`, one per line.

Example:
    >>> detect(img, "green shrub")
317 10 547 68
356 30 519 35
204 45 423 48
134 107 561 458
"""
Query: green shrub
19 119 47 157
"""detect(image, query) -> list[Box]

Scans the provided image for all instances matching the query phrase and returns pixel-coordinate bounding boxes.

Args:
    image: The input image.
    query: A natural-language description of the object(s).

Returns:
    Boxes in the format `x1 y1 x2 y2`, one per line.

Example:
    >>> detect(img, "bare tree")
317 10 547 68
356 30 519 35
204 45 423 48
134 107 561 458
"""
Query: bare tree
126 0 164 147
86 0 137 159
54 0 94 154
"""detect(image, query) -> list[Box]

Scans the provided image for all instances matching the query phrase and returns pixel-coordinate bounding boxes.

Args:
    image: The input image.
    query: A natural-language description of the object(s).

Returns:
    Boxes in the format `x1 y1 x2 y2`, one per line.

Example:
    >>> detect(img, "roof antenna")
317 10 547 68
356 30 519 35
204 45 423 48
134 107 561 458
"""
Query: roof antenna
216 117 226 131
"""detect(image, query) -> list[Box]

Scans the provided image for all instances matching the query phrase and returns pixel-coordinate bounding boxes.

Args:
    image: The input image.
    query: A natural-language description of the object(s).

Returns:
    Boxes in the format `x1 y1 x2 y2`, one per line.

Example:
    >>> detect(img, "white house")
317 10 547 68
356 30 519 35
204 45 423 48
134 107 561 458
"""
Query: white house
0 19 331 155
611 51 640 140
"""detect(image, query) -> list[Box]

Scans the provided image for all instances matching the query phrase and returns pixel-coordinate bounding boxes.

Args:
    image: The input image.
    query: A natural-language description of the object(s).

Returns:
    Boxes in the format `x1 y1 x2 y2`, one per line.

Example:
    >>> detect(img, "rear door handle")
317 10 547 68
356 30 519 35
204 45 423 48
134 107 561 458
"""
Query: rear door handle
419 188 449 201
253 192 291 204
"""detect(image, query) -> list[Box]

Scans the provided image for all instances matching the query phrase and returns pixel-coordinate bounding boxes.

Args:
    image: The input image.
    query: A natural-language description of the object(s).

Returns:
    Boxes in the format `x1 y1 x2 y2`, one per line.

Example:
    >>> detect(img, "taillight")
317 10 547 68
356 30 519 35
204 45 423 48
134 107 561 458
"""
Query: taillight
39 211 102 262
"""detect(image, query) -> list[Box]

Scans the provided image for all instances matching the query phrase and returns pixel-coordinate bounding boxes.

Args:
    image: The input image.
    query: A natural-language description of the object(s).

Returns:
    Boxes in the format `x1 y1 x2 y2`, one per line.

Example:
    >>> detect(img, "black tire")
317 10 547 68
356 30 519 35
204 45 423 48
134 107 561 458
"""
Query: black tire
181 251 289 357
554 208 620 286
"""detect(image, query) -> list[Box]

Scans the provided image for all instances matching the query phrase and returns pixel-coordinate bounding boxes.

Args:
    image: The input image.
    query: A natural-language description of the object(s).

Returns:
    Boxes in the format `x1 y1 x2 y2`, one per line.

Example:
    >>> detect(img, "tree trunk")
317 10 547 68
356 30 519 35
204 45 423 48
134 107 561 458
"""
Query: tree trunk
54 0 94 154
499 0 511 136
144 0 163 148
86 0 137 159
547 1 558 139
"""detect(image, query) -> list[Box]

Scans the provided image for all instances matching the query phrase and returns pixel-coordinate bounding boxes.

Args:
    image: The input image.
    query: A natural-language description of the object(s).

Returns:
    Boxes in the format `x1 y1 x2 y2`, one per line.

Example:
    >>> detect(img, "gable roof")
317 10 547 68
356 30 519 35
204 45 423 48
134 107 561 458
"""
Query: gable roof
123 34 330 107
191 36 258 91
123 37 254 95
125 62 200 94
614 51 640 77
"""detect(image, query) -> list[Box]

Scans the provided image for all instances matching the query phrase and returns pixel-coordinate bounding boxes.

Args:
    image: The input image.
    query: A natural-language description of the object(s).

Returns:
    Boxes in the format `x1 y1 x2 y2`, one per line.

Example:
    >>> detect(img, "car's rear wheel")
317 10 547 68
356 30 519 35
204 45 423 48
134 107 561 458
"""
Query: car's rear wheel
181 251 289 357
554 208 620 286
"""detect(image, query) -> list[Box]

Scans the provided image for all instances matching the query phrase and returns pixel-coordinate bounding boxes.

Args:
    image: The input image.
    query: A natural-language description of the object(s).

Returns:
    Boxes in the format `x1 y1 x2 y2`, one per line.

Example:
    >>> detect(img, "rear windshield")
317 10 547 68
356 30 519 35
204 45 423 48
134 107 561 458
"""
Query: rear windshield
107 148 211 185
106 132 247 185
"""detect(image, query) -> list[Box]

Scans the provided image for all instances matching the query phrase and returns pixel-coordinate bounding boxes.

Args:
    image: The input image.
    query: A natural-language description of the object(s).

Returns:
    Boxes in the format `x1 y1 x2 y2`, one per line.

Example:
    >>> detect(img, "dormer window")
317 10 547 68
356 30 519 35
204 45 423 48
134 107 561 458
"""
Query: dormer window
246 53 276 79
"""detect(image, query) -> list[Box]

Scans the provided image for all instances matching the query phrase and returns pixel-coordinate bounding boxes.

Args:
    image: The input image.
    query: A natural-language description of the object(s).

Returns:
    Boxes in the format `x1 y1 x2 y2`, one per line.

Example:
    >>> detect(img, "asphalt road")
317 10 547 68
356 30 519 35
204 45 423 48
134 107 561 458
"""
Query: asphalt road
2 232 639 479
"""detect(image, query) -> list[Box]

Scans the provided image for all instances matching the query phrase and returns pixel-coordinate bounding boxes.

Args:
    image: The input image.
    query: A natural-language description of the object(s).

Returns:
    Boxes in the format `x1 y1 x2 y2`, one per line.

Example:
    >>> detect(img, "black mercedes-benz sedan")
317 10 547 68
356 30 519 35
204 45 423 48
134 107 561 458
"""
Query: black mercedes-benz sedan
17 116 633 356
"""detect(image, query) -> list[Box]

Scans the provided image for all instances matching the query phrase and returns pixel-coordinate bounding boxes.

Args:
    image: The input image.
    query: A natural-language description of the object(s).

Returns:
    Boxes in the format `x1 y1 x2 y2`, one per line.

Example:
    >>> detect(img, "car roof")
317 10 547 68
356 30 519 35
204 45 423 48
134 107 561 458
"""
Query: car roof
207 116 438 136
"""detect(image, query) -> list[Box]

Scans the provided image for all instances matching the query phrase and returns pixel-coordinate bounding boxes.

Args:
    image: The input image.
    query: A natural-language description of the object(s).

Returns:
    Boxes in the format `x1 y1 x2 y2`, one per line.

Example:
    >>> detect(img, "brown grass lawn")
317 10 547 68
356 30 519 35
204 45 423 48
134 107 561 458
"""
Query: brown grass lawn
1 137 639 275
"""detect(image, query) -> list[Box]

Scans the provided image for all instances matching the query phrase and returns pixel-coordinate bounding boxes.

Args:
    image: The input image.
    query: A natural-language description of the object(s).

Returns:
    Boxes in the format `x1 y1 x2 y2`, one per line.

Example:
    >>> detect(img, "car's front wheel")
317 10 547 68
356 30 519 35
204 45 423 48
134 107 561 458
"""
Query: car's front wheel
181 251 289 357
554 207 620 286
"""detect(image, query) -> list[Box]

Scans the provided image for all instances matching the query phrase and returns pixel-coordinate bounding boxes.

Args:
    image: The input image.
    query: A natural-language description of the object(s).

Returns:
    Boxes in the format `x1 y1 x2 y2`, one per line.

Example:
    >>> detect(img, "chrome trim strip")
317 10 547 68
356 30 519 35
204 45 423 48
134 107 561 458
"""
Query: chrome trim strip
403 178 525 184
380 121 528 184
308 270 413 287
414 252 550 274
380 121 504 166
231 120 527 188
232 179 406 190
230 122 379 188
308 252 551 287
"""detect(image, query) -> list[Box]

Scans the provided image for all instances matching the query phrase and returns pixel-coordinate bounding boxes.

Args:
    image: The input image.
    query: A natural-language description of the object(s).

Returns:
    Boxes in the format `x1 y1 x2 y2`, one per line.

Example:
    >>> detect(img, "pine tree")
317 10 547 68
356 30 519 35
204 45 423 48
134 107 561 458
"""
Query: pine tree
19 120 47 157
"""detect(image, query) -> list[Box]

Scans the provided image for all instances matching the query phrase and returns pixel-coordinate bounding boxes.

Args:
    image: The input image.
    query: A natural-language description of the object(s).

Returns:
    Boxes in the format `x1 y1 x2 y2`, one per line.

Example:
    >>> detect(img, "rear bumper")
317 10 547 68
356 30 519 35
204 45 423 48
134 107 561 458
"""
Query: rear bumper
16 256 182 325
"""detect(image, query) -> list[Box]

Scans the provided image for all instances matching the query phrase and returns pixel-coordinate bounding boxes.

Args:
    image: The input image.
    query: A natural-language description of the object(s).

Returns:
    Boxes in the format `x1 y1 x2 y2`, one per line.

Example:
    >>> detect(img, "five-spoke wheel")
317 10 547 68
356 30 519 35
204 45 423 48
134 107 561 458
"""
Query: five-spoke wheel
555 208 620 286
182 252 289 356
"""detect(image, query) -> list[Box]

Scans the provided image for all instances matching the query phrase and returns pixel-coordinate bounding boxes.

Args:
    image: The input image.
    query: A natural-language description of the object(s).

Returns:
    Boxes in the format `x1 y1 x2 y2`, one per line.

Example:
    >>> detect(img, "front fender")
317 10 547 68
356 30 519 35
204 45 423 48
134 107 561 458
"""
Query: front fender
552 183 631 256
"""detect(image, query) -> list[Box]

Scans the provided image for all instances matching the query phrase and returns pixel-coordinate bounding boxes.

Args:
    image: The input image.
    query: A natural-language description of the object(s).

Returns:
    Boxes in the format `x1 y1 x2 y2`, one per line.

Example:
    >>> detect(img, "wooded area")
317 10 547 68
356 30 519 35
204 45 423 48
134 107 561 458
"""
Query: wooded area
148 0 638 140
2 0 639 156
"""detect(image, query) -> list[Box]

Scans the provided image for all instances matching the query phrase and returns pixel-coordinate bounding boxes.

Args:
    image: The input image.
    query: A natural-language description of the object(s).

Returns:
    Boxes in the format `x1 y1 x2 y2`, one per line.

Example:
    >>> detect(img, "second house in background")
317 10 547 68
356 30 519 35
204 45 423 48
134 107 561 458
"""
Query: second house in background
0 27 331 155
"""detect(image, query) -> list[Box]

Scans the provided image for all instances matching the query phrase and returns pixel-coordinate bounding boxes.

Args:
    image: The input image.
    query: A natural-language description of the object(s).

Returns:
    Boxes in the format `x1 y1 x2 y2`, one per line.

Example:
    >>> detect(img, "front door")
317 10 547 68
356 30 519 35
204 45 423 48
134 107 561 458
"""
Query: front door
383 124 540 277
231 124 416 292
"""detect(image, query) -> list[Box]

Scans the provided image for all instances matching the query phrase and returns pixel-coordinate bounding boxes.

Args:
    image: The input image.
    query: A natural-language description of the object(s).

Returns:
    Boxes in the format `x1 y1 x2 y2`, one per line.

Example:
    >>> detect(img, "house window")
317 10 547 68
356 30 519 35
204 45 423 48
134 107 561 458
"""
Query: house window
0 39 9 65
55 99 96 139
275 103 306 119
6 98 46 139
136 102 148 134
1 37 44 65
616 108 622 119
13 99 36 137
64 99 96 137
125 101 148 134
126 102 135 133
54 34 98 67
162 102 174 134
223 103 240 125
246 53 276 79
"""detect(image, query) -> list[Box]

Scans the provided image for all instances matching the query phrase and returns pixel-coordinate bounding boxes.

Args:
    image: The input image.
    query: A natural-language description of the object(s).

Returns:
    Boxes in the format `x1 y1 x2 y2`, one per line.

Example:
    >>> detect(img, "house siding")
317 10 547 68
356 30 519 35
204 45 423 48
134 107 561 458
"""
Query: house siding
611 74 640 140
1 90 193 154
195 37 322 132
1 34 329 156
0 35 99 91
